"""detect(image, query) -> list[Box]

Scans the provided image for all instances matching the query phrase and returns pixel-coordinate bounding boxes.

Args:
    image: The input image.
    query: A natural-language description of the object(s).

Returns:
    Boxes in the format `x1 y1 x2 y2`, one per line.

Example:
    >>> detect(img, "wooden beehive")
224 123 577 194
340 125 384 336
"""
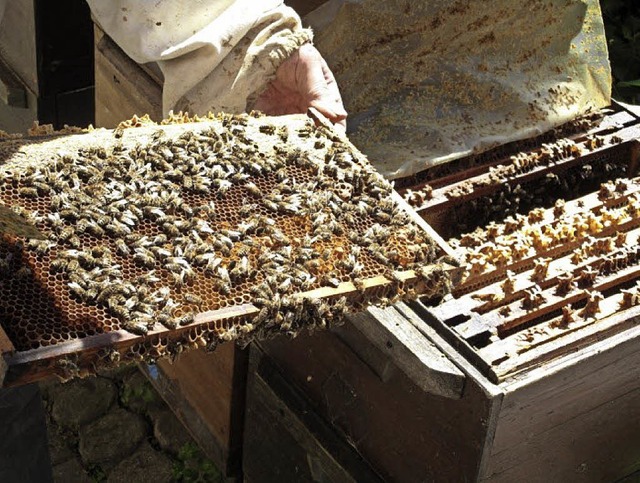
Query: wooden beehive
244 102 640 482
91 19 640 482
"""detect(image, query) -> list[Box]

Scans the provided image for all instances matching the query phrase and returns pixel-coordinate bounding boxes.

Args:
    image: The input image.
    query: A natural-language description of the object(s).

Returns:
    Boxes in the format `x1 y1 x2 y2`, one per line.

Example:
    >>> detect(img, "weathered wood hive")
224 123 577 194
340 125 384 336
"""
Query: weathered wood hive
0 112 455 385
244 103 640 483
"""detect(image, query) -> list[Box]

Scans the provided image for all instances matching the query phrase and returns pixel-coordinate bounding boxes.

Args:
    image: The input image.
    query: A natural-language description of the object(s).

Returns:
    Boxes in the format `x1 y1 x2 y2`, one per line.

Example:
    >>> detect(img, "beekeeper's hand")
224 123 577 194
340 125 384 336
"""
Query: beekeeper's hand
254 44 347 132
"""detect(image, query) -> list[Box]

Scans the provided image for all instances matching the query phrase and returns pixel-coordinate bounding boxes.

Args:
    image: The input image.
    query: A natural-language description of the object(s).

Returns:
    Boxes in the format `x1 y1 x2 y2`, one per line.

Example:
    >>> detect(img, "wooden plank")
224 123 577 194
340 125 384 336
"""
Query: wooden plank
141 343 248 477
331 317 399 385
496 258 640 336
485 388 640 482
94 25 162 128
392 191 461 262
4 303 255 361
490 302 640 379
341 306 465 399
402 104 636 195
617 101 640 120
483 323 640 482
0 323 13 385
0 353 5 387
454 193 640 296
403 299 501 382
422 139 635 212
259 314 500 482
0 0 37 95
1 265 449 386
243 345 381 482
2 303 256 386
244 370 357 483
0 324 15 355
394 301 504 478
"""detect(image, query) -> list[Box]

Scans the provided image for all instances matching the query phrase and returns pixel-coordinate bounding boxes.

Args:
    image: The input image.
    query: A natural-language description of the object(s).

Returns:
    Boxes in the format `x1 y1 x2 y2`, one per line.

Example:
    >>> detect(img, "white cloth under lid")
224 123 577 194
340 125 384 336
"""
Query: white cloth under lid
307 0 612 179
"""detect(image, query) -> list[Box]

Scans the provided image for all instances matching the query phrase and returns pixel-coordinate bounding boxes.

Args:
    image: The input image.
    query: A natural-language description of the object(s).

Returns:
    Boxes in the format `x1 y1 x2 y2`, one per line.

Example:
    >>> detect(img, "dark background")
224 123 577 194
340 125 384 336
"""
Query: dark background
35 0 94 128
602 0 640 103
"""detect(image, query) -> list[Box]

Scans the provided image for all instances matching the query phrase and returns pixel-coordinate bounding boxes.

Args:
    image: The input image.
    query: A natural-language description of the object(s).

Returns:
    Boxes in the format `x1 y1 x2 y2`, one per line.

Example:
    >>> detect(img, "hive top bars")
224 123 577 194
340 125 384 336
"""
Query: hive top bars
0 112 454 384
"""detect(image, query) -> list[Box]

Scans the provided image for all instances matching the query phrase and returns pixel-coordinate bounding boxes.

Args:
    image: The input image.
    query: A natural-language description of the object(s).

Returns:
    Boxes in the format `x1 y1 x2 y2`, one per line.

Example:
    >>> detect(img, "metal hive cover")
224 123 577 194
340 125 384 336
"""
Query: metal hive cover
0 112 454 385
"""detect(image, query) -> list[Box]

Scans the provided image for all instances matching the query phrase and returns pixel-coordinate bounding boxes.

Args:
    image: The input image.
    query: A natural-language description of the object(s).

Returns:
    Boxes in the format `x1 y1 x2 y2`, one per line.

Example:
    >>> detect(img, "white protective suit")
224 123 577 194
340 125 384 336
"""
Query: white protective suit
88 0 312 116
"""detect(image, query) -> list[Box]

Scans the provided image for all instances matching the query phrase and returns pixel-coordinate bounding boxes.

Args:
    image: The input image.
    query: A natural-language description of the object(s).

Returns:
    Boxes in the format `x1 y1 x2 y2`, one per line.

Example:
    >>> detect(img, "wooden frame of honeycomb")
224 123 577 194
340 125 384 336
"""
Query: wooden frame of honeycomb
0 111 457 385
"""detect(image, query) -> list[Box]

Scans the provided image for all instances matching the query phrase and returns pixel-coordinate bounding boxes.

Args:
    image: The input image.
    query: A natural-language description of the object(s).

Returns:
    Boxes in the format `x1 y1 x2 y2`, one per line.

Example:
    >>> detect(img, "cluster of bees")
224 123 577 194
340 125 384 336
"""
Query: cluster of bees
442 138 585 205
0 112 444 352
553 290 604 326
402 184 433 207
438 136 629 239
455 176 640 328
455 182 637 276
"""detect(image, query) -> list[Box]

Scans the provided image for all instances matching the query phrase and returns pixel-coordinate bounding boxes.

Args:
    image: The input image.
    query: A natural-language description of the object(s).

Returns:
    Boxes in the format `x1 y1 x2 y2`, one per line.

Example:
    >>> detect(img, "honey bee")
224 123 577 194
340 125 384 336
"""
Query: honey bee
244 181 262 197
85 220 106 237
213 179 232 196
259 124 276 135
183 293 203 307
150 246 172 259
68 281 87 299
54 357 81 381
372 251 390 265
107 294 127 310
277 277 293 292
171 268 196 288
229 256 250 280
58 226 76 242
50 258 68 272
162 223 181 237
263 199 279 212
67 259 80 272
18 187 39 197
95 214 111 227
106 221 131 237
214 278 231 295
133 249 156 268
114 238 130 256
124 321 149 336
67 236 82 249
178 313 195 326
271 229 290 246
28 239 55 255
321 272 341 288
157 311 177 329
109 304 130 320
97 284 128 304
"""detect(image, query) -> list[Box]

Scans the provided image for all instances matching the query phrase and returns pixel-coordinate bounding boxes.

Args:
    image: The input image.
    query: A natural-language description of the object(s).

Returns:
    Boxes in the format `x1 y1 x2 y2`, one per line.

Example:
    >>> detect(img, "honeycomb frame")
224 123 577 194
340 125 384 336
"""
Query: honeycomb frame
0 112 455 385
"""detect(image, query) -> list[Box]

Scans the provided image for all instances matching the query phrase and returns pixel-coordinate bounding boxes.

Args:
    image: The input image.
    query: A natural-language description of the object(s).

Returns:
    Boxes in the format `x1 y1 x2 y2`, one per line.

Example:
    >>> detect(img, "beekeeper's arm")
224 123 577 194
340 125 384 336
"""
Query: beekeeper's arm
87 0 347 129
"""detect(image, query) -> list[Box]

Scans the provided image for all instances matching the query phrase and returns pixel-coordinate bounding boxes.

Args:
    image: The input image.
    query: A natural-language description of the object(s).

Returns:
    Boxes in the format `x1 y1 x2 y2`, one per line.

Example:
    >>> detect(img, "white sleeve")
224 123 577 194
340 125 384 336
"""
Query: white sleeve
87 0 312 116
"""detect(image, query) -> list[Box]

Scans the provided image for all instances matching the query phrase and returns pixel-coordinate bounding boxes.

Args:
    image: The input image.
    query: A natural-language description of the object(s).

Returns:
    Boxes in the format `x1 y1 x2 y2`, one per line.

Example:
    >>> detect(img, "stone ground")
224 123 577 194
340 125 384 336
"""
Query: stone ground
40 364 223 482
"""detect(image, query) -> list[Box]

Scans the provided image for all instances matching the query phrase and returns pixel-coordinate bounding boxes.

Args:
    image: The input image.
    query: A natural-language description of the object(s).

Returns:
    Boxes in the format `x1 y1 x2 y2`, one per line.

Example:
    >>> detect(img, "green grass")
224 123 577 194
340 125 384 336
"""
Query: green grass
171 443 223 483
